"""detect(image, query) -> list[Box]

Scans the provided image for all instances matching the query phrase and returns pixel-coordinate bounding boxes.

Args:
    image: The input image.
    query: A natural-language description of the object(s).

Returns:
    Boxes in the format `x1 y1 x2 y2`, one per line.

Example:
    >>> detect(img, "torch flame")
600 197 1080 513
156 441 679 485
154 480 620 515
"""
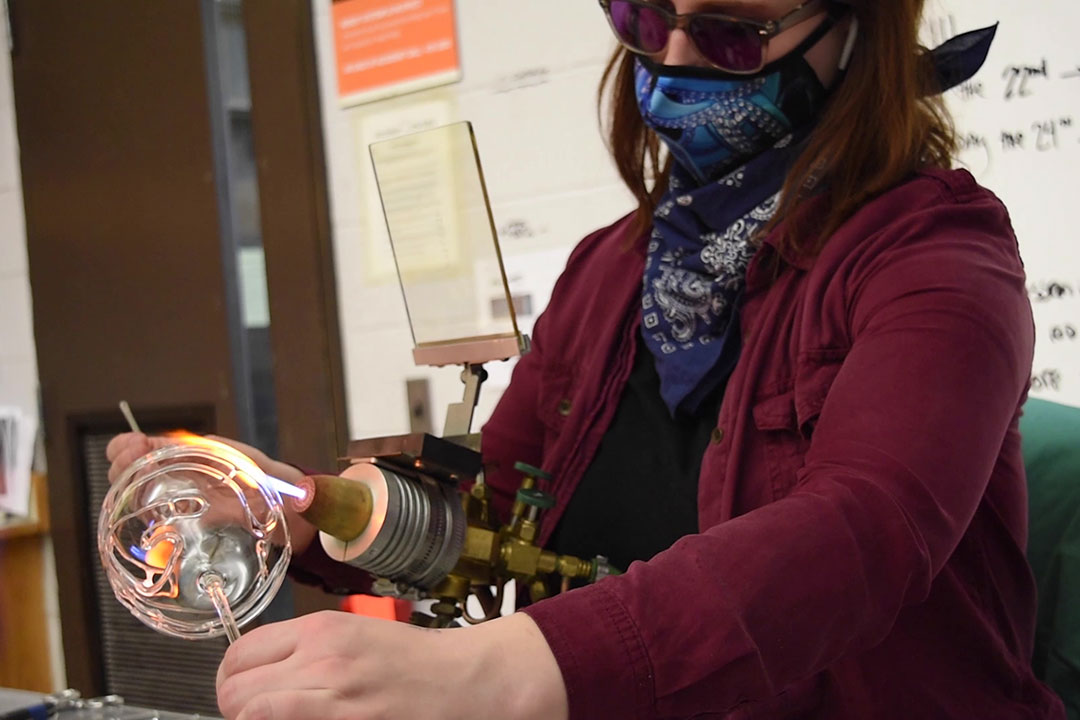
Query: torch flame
162 432 307 501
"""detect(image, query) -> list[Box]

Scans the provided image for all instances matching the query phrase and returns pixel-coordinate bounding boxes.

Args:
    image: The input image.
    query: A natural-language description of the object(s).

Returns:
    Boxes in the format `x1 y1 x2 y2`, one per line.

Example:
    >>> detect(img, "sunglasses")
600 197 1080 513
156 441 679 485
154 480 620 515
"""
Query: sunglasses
599 0 830 75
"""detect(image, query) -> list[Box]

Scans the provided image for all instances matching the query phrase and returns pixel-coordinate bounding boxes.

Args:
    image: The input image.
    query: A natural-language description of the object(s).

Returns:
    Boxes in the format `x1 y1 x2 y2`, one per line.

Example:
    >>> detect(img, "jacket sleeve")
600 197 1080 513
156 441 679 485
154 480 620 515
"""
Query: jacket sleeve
480 216 627 522
521 196 1036 718
286 461 374 594
288 539 374 595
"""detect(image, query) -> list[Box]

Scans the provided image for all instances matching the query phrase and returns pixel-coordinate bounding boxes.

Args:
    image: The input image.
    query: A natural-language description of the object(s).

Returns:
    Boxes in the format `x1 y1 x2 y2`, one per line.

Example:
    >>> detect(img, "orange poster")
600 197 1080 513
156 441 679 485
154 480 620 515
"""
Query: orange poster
332 0 461 106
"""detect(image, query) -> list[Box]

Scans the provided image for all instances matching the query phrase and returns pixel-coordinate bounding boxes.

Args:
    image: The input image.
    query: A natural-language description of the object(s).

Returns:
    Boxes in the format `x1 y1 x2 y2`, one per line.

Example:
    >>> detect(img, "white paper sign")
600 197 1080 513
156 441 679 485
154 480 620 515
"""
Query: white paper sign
0 405 38 517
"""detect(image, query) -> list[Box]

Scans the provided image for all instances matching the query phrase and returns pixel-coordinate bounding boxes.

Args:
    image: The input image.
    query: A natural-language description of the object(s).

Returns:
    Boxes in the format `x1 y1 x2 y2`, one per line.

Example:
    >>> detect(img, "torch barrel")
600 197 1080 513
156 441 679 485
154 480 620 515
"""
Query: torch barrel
292 474 374 542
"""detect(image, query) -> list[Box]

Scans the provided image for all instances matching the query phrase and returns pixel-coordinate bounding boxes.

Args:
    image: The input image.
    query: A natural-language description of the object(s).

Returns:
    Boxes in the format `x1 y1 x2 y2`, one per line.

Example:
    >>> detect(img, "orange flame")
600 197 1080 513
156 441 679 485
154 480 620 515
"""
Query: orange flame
164 431 264 491
161 431 306 501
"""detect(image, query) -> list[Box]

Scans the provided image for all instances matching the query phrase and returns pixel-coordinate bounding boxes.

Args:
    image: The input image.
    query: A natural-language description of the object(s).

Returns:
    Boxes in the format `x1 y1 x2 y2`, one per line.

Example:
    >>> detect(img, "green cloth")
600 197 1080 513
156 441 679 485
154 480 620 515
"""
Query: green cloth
1022 397 1080 719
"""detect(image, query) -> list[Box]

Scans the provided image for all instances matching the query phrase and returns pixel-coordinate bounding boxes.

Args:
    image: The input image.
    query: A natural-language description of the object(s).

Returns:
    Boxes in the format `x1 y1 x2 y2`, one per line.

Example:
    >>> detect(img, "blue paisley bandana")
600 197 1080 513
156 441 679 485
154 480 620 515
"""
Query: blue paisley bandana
638 54 826 414
642 142 805 415
637 60 813 186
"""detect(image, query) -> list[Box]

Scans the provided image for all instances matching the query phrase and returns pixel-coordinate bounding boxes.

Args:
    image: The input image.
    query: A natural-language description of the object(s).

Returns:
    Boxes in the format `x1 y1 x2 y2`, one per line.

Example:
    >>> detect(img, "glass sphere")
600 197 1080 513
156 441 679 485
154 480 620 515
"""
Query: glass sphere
98 437 291 640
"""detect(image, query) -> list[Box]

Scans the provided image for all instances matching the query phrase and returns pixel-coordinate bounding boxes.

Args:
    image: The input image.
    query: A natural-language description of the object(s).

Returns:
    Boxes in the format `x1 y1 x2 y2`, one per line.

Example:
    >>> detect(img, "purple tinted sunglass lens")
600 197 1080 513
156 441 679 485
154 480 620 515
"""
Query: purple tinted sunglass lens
689 18 762 72
609 0 670 54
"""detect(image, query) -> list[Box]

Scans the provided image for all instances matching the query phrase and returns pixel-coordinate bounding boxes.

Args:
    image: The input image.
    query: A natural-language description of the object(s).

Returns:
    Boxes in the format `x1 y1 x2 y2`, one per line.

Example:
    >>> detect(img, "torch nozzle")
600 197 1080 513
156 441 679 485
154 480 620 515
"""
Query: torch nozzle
290 474 374 543
264 474 308 501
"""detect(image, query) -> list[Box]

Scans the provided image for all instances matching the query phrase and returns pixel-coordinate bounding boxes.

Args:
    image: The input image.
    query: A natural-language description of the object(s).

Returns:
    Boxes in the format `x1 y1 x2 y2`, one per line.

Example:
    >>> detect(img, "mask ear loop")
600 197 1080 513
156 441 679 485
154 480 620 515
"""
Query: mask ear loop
838 16 859 71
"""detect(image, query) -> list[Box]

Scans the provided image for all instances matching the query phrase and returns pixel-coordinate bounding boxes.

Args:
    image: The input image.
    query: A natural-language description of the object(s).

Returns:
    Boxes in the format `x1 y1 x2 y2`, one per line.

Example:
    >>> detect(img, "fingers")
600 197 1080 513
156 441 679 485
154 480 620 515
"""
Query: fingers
227 689 342 720
208 434 267 464
105 433 176 483
217 620 301 691
105 432 145 462
106 433 151 484
206 434 304 487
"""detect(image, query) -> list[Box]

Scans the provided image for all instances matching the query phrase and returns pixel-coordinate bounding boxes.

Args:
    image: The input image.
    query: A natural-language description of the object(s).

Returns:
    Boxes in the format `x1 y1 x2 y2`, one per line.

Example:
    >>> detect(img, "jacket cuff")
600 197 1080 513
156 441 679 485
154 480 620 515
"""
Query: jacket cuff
521 582 655 720
284 462 374 595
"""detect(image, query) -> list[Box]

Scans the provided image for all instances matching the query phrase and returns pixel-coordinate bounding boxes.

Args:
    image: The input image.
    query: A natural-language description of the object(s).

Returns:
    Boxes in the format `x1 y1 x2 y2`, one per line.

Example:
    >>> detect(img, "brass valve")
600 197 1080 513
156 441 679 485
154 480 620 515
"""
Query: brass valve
435 461 615 619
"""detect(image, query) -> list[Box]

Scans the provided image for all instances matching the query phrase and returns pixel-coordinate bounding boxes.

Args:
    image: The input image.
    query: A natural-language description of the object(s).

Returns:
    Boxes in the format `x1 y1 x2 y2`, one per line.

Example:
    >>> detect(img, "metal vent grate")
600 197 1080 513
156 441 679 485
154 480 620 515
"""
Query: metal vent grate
84 432 226 716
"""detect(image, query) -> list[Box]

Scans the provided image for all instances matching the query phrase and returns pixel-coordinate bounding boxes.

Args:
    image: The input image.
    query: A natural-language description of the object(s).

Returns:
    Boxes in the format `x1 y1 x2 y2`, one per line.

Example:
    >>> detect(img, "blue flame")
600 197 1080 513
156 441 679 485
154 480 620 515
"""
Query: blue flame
264 474 307 500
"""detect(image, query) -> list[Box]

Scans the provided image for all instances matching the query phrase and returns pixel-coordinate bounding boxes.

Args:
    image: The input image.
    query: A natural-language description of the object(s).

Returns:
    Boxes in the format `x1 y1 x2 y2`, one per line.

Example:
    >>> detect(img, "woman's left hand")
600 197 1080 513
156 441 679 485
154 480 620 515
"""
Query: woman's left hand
216 609 568 720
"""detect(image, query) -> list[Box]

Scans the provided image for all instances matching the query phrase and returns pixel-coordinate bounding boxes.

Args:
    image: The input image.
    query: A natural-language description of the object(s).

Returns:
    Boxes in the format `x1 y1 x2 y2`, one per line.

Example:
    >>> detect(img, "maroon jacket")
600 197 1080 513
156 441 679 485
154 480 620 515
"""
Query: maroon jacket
482 168 1065 719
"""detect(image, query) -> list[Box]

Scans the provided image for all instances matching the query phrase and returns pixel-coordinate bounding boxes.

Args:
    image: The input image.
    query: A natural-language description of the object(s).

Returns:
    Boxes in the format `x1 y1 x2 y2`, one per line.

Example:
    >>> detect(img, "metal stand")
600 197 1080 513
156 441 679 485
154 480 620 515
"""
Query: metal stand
442 363 488 438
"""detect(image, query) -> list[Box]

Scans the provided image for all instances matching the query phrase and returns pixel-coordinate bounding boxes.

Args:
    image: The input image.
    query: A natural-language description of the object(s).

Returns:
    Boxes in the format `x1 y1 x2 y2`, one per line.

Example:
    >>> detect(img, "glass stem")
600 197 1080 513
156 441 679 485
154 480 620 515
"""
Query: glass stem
201 571 241 644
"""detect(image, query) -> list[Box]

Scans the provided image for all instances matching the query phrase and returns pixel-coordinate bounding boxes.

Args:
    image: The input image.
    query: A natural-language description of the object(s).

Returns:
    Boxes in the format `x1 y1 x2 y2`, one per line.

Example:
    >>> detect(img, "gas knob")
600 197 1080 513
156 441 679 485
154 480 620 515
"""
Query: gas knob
516 487 555 509
513 461 553 482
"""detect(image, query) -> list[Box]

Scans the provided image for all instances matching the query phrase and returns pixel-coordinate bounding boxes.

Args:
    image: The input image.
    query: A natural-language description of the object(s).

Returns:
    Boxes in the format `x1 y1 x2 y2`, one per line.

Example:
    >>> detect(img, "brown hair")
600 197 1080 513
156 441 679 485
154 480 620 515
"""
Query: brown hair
599 0 957 260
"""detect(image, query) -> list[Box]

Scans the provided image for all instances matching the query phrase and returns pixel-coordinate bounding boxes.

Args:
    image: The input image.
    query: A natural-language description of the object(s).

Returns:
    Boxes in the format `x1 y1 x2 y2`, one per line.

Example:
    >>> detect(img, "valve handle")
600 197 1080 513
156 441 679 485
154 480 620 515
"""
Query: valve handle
513 461 553 482
515 487 555 509
590 555 621 582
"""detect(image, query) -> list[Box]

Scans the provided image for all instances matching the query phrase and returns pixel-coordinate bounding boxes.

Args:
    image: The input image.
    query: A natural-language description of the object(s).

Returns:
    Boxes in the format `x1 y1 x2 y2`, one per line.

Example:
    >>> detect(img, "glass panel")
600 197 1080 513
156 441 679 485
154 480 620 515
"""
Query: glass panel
369 122 521 356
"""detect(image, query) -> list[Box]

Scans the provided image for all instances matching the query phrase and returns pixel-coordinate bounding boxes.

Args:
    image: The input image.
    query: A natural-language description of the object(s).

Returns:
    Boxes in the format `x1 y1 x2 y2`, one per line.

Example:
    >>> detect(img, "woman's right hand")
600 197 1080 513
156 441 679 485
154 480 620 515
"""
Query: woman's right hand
104 432 318 555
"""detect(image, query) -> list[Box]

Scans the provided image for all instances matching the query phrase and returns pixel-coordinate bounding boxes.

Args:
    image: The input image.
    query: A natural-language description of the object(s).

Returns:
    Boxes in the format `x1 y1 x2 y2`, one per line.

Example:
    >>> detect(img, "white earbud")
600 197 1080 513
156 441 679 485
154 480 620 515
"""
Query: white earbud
839 17 860 71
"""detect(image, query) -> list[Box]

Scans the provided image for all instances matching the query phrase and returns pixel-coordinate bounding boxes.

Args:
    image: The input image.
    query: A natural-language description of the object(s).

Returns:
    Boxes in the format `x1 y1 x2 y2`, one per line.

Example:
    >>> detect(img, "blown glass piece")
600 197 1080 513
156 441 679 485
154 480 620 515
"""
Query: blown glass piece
98 435 291 641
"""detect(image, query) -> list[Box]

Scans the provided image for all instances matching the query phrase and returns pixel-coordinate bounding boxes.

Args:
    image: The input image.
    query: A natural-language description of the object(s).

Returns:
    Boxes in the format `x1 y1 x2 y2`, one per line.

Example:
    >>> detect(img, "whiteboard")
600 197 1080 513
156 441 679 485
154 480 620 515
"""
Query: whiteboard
928 0 1080 407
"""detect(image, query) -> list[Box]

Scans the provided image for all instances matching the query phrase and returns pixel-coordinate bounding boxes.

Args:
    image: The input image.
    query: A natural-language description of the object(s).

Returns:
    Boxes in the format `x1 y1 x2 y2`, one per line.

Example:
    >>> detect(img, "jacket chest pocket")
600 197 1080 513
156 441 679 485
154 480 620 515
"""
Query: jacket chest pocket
752 388 809 500
751 350 847 500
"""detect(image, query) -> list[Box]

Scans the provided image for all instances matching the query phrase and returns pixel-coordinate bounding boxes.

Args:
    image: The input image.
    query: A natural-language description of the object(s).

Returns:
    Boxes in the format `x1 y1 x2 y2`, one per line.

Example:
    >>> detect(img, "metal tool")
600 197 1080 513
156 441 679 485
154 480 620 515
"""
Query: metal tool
0 691 126 720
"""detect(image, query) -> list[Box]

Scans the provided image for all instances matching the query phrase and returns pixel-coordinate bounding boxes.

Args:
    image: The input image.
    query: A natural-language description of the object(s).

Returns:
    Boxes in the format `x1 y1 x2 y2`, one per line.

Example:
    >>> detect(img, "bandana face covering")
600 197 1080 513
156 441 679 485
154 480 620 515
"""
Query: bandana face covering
642 138 806 415
635 16 832 185
638 16 836 413
637 15 1002 415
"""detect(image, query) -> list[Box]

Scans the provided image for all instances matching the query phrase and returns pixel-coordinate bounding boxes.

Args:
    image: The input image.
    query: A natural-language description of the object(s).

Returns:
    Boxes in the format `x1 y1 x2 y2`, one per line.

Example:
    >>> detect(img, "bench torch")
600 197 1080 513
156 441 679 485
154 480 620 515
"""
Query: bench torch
290 363 617 628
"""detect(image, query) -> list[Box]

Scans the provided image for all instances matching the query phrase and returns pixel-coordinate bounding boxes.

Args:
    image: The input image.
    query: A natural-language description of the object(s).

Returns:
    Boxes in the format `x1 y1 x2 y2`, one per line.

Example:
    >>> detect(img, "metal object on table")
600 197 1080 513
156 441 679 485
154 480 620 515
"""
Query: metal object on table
0 687 211 720
0 690 131 720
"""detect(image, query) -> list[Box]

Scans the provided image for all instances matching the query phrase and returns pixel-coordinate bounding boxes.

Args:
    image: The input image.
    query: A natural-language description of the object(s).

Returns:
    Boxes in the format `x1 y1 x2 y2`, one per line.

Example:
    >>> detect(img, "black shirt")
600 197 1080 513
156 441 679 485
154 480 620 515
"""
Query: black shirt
547 334 726 573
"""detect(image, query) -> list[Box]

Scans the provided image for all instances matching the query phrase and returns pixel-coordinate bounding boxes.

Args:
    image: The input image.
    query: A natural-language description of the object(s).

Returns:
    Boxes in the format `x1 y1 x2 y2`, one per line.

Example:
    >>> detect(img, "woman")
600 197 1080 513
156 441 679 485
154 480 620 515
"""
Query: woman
108 0 1066 717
